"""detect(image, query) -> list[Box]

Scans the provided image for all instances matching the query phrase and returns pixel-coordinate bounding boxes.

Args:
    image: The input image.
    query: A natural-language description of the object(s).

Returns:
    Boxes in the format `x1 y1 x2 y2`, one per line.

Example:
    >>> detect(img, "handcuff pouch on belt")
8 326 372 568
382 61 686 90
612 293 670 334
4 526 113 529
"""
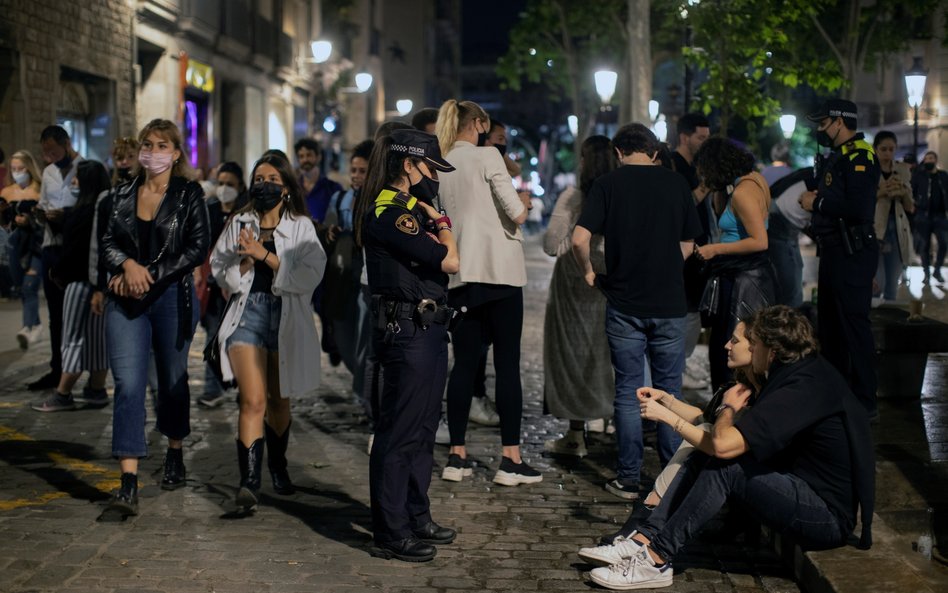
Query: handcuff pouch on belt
371 296 457 344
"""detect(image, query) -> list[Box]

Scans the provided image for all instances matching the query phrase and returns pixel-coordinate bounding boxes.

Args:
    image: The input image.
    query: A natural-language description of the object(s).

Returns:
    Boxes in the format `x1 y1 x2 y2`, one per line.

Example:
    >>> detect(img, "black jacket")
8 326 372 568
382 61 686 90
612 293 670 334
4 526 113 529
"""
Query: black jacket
911 169 948 218
102 175 210 337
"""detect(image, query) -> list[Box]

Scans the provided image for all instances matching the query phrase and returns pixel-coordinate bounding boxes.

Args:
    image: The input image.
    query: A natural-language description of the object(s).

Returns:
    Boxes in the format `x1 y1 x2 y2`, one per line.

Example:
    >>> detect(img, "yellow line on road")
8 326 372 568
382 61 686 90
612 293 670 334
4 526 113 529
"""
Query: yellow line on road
0 425 120 511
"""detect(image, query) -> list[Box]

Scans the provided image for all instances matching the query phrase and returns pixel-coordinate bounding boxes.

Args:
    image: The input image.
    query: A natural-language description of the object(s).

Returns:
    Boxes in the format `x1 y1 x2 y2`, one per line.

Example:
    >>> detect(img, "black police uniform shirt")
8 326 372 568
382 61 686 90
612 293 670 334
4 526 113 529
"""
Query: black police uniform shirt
811 132 880 237
363 192 448 303
576 164 703 318
734 355 856 533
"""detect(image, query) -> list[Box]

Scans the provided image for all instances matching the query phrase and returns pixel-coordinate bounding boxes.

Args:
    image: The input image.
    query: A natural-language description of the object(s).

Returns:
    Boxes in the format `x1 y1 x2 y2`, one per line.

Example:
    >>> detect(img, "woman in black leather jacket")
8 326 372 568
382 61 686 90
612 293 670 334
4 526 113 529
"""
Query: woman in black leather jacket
100 119 210 519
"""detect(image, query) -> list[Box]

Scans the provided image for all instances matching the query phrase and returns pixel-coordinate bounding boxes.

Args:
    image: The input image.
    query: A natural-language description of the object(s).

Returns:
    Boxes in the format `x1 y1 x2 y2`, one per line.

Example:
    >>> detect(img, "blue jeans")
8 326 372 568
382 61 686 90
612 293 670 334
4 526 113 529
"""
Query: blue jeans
21 256 42 328
876 215 902 301
107 283 199 458
638 452 848 560
605 306 686 484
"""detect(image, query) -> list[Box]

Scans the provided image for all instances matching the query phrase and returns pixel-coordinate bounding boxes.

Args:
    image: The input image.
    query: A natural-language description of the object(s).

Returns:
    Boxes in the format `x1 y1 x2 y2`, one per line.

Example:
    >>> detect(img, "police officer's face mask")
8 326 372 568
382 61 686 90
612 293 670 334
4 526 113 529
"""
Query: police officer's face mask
476 120 489 147
816 119 840 148
409 167 440 204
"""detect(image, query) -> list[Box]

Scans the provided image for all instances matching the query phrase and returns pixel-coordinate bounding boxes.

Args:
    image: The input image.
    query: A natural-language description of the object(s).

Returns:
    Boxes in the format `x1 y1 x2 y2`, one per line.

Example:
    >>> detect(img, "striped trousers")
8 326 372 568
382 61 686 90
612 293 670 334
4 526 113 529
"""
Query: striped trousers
61 281 108 373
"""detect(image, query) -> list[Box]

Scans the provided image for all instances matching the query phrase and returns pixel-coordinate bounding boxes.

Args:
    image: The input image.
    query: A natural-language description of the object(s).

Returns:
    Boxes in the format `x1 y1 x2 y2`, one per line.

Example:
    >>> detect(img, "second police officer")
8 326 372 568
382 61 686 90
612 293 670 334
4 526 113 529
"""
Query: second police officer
799 99 880 416
354 129 460 562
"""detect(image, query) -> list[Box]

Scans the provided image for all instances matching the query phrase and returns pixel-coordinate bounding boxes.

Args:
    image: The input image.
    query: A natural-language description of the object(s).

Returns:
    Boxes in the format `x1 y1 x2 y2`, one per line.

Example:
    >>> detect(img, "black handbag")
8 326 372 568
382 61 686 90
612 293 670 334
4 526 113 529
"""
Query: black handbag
202 295 236 388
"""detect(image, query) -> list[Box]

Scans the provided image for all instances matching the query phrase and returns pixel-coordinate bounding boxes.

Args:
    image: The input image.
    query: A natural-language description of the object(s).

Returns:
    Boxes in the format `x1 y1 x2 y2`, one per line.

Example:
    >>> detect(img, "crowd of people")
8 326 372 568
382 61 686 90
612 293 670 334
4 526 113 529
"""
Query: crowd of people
1 93 940 586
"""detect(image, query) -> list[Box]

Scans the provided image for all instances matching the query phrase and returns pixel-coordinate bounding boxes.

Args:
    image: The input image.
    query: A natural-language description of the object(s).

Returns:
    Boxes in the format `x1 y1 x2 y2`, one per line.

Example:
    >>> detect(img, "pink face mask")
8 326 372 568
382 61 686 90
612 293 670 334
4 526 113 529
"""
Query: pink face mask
138 150 175 175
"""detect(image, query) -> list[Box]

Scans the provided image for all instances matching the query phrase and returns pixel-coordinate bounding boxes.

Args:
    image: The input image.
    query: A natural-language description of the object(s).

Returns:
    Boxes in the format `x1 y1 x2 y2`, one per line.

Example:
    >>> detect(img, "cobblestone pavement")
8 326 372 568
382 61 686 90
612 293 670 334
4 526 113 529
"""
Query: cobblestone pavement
0 235 866 593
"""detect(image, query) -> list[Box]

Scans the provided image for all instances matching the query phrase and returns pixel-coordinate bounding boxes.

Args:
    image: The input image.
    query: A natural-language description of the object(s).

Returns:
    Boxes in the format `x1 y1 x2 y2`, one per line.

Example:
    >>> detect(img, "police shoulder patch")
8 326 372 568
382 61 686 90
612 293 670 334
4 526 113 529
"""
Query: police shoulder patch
395 213 420 235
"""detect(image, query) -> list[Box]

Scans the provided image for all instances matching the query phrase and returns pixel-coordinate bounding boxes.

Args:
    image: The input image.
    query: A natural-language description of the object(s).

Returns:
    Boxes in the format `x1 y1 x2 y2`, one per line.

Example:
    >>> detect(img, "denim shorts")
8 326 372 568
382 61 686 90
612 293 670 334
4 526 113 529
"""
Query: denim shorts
227 292 282 352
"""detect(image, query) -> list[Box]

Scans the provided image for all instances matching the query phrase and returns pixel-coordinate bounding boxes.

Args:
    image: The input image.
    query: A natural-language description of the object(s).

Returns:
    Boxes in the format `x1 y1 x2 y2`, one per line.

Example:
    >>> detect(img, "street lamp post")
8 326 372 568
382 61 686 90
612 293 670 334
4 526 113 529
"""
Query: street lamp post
594 70 618 135
904 56 927 159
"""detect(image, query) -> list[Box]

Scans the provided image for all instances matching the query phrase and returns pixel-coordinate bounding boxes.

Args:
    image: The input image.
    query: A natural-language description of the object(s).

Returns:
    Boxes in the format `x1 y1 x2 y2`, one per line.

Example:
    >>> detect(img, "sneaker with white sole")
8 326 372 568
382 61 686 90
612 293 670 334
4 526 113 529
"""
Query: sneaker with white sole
589 545 673 590
435 417 450 445
441 453 473 481
492 457 543 486
605 479 640 500
468 396 500 426
578 533 642 566
16 327 29 350
544 430 587 457
31 391 76 412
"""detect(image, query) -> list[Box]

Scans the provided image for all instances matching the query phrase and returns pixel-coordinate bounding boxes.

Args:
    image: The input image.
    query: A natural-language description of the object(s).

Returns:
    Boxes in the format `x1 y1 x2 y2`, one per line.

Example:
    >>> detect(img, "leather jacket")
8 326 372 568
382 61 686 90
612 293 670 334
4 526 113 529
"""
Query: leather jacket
102 175 210 339
911 168 948 218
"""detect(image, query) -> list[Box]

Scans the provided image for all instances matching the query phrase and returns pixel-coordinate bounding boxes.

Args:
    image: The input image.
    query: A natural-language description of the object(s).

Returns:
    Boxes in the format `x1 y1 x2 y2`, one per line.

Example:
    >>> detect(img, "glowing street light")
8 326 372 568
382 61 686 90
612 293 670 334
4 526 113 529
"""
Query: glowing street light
594 70 618 105
905 56 927 158
310 40 333 63
396 99 414 116
354 72 373 93
567 115 578 137
779 114 797 139
648 100 660 122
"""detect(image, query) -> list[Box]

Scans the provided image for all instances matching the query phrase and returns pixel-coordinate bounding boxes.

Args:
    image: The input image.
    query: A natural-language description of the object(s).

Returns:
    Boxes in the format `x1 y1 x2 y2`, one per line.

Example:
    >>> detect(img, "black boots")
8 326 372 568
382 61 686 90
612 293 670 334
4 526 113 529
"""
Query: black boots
103 472 139 518
265 422 294 495
370 537 437 562
236 438 264 508
161 447 186 490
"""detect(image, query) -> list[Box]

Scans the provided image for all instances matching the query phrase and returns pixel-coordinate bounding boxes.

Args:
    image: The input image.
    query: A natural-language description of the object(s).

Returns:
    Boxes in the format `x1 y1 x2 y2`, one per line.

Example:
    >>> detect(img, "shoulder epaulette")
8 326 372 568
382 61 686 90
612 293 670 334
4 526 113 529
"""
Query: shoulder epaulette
374 189 418 217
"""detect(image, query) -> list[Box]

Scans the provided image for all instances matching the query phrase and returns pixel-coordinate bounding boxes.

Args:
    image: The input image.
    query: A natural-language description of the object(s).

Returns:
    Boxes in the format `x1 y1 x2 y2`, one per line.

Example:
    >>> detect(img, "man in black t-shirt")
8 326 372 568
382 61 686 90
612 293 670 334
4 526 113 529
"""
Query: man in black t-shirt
581 306 874 591
573 123 702 501
670 113 712 391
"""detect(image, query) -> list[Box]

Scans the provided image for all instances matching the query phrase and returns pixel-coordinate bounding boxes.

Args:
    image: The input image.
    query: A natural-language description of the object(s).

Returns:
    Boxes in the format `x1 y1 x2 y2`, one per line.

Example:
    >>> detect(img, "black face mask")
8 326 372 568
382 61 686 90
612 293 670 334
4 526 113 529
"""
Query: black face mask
477 131 489 147
116 167 131 181
55 153 73 169
409 173 440 204
495 144 507 158
249 181 285 212
815 121 839 148
924 162 936 172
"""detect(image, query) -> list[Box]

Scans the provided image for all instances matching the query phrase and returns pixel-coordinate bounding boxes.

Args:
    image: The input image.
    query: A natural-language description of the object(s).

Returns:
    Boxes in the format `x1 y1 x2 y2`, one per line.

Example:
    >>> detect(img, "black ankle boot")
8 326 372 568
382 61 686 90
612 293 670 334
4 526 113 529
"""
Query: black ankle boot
265 422 294 495
236 438 264 508
107 472 139 516
161 447 186 490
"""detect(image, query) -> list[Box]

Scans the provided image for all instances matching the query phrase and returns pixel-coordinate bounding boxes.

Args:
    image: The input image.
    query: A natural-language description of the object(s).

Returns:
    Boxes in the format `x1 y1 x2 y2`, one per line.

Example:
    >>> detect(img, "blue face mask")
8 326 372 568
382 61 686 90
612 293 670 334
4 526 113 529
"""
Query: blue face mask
69 186 81 200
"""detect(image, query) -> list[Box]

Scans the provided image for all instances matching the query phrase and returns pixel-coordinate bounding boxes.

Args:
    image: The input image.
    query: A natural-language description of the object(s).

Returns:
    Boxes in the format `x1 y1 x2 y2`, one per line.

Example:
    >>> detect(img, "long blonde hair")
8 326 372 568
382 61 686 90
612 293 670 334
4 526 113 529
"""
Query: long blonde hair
10 150 43 192
135 118 196 180
435 99 490 155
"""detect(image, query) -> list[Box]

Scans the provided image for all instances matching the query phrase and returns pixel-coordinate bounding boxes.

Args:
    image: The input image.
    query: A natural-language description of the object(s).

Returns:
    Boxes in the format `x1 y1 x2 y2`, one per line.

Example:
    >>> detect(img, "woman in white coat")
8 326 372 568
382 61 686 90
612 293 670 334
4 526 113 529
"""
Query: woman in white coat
211 154 326 509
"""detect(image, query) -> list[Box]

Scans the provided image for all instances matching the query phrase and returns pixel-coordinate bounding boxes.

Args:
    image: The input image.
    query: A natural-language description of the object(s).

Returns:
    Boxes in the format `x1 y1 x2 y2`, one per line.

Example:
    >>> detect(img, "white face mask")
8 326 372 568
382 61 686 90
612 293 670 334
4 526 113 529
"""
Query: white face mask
12 171 30 188
216 184 238 204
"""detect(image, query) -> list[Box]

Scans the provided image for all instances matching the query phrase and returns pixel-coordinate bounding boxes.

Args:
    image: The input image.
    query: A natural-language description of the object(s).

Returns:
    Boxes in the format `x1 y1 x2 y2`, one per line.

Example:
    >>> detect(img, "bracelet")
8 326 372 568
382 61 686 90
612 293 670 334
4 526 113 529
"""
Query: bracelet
433 215 452 230
263 251 272 264
674 419 684 434
437 226 451 232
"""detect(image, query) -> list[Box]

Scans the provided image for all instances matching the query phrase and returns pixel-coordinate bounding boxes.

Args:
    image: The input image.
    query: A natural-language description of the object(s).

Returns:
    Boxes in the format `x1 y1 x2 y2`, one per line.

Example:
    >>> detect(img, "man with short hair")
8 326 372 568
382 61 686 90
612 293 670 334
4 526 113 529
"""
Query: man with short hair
671 113 712 391
29 125 83 394
799 99 880 415
295 137 342 223
410 108 439 134
579 305 874 590
911 150 948 284
573 123 702 501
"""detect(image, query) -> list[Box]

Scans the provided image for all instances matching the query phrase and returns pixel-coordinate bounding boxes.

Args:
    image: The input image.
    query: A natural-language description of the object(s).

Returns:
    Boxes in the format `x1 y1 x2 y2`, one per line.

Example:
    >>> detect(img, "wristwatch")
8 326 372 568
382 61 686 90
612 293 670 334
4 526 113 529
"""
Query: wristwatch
714 403 736 416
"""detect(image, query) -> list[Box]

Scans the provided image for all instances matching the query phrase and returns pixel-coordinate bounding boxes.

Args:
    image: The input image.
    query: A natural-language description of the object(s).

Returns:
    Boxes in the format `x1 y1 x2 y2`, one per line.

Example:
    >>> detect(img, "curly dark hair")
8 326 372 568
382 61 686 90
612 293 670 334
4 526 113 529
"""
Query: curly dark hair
579 135 616 194
743 305 819 365
693 137 756 191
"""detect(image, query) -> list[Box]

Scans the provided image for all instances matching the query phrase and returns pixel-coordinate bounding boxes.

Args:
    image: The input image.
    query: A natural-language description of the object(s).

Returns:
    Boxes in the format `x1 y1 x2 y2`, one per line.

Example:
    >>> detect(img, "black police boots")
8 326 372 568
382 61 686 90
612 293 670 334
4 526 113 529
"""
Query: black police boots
236 438 264 508
370 537 437 562
160 447 186 490
412 521 457 545
265 422 295 495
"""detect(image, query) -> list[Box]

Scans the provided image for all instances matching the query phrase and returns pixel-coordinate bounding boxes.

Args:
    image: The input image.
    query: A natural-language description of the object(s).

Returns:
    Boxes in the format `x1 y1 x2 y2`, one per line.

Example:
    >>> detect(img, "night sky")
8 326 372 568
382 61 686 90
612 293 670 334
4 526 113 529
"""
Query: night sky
460 0 526 65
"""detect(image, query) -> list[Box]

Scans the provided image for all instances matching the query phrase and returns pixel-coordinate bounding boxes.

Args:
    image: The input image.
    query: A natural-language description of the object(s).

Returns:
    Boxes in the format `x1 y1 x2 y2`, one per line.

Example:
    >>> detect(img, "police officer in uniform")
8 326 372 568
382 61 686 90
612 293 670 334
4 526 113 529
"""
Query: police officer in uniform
800 99 880 415
355 129 460 562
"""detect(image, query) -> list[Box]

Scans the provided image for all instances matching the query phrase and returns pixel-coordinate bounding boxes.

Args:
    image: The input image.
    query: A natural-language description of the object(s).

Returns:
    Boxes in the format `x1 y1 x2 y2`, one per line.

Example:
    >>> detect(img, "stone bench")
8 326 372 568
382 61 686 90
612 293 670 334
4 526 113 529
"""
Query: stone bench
871 306 948 399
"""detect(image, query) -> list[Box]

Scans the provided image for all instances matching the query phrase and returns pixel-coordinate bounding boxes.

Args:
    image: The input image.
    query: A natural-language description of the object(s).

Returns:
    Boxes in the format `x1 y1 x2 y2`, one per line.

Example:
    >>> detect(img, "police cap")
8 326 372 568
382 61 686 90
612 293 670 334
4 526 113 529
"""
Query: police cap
806 99 858 128
389 129 456 172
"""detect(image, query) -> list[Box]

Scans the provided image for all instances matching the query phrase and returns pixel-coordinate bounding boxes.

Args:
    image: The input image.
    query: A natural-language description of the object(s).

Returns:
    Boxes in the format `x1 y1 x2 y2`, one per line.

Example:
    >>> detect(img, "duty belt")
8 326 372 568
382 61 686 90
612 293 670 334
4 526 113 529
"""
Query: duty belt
372 295 455 329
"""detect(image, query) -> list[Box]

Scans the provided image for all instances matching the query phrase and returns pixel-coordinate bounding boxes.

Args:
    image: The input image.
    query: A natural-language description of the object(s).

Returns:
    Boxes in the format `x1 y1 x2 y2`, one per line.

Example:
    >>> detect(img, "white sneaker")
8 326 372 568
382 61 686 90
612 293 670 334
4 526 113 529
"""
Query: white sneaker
587 419 606 433
16 327 29 350
28 325 43 344
435 417 450 445
469 396 500 426
578 534 642 567
681 370 709 390
543 430 587 457
589 546 673 590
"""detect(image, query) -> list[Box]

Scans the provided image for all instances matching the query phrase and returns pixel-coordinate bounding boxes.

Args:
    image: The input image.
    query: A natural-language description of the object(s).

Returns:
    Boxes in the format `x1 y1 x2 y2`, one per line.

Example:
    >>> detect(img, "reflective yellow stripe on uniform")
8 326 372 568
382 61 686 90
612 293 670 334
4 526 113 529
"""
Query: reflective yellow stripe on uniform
374 189 417 217
842 139 875 164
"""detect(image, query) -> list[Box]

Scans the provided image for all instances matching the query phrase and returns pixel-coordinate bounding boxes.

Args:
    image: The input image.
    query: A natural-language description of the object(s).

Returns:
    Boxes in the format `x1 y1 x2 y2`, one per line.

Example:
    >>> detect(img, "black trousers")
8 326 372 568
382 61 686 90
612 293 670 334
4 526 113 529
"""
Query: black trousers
369 318 447 543
41 246 65 375
818 242 878 414
446 289 524 446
